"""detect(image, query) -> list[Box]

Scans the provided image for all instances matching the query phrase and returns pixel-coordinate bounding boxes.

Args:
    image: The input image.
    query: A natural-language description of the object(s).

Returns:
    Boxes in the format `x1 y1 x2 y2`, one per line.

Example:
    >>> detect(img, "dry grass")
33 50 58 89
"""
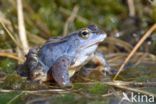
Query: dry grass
0 1 156 103
113 24 156 80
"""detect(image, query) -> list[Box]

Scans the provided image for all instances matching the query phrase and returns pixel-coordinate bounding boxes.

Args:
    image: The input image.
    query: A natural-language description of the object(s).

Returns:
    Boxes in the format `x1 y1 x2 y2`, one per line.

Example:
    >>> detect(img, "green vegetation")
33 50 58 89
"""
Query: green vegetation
0 92 21 104
0 0 156 104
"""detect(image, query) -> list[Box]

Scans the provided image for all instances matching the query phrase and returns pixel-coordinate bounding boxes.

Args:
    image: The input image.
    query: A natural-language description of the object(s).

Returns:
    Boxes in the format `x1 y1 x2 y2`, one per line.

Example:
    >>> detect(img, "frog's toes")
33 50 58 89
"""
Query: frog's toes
61 81 72 88
54 72 72 88
102 67 116 75
30 71 47 82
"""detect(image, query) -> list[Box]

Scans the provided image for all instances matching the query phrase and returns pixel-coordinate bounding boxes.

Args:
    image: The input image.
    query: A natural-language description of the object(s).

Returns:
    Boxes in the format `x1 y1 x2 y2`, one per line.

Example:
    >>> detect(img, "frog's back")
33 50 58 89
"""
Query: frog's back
38 40 71 68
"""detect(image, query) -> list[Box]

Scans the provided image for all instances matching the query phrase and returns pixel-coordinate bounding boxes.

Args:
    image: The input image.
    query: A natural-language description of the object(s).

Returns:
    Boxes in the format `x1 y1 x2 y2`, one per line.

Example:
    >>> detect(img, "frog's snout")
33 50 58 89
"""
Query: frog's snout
101 32 107 38
97 32 107 42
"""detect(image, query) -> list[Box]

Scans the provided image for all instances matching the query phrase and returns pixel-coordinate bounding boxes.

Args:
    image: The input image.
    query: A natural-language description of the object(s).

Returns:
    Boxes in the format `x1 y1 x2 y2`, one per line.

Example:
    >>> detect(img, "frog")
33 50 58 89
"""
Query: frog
18 25 113 87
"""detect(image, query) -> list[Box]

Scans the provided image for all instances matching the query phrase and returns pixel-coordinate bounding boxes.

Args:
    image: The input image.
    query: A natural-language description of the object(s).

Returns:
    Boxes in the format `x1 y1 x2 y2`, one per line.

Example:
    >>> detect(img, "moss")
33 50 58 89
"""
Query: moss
0 35 12 49
56 94 75 104
2 73 47 90
25 0 127 37
0 58 17 73
88 83 108 95
73 82 109 95
0 92 23 104
73 83 87 90
49 94 80 104
75 19 88 29
0 0 156 103
2 73 26 89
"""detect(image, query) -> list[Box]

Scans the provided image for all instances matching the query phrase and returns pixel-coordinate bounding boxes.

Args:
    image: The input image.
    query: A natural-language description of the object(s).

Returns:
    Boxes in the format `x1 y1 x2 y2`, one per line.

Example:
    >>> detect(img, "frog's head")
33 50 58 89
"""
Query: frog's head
77 25 106 49
68 25 106 51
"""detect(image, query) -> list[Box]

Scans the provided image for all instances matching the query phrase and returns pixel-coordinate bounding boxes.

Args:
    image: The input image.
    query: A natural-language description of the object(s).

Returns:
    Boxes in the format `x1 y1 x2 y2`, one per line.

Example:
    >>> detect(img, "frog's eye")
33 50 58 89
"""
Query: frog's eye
79 29 90 39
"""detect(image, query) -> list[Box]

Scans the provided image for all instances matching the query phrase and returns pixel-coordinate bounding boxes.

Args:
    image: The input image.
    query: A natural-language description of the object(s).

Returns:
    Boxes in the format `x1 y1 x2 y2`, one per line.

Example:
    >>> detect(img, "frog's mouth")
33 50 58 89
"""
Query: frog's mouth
80 41 100 49
80 33 106 49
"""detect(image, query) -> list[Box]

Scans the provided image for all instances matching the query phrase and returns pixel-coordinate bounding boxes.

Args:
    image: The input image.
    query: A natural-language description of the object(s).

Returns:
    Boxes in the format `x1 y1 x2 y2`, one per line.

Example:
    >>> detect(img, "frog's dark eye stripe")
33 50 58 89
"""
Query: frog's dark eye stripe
79 29 90 39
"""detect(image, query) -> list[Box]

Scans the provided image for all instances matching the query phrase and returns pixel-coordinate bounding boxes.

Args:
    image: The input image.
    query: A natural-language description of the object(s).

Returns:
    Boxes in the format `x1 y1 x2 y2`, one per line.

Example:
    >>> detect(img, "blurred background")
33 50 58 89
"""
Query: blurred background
0 0 156 104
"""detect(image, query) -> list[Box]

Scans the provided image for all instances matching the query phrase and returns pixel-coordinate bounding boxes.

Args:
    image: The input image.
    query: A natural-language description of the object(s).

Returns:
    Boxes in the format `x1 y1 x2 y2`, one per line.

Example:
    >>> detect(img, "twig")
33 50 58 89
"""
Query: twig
0 89 68 93
17 0 29 54
63 5 79 36
127 0 135 17
0 12 11 25
105 37 133 52
60 7 88 24
75 81 156 88
113 24 156 80
1 81 156 99
102 92 114 97
148 0 156 6
26 97 49 104
27 31 46 44
75 81 156 97
23 0 51 37
0 52 23 62
110 81 156 87
0 22 22 49
134 53 147 66
113 85 156 98
7 91 24 104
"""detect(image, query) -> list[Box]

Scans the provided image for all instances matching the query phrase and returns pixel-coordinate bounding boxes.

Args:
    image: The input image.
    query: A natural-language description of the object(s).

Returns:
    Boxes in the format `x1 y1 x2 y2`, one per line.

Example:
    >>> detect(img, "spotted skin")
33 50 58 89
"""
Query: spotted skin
19 25 113 87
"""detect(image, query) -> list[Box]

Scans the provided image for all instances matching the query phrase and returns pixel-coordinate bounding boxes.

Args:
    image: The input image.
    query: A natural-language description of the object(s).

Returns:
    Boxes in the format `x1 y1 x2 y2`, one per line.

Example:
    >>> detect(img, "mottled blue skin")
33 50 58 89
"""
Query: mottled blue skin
39 26 105 73
39 34 79 69
21 25 110 87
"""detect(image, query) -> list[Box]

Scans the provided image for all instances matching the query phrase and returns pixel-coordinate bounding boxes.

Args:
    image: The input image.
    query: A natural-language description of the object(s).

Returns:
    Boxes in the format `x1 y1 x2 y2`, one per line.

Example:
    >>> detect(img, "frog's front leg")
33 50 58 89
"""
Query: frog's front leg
92 52 113 75
48 56 72 87
81 52 113 77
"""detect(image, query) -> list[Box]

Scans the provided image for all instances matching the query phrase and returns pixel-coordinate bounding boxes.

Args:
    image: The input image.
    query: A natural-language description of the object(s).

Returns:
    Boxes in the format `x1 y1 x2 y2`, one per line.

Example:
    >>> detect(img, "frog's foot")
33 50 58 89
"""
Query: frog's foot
92 52 115 76
80 67 94 77
48 56 72 88
29 70 47 84
102 65 114 75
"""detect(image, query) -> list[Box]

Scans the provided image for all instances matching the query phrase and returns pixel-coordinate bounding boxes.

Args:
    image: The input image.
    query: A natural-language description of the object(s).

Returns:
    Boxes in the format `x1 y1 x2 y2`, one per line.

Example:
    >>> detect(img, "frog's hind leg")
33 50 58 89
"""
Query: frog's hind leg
29 63 48 83
48 56 72 87
26 48 48 83
17 48 39 77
